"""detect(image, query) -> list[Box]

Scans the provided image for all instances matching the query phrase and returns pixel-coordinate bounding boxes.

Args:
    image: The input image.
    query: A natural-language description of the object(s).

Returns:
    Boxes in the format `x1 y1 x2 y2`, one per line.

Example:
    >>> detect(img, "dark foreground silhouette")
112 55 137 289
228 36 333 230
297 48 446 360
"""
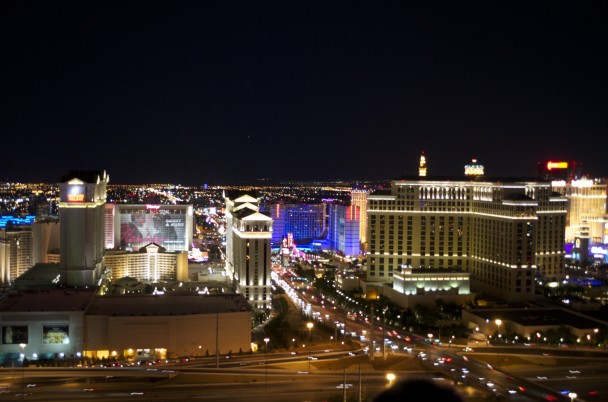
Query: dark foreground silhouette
373 377 465 402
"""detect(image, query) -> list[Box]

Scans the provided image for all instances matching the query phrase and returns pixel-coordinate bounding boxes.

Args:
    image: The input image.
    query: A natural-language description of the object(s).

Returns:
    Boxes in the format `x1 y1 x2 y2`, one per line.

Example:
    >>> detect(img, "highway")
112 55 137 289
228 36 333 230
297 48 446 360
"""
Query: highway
0 365 486 401
2 270 606 401
275 269 608 402
2 344 608 402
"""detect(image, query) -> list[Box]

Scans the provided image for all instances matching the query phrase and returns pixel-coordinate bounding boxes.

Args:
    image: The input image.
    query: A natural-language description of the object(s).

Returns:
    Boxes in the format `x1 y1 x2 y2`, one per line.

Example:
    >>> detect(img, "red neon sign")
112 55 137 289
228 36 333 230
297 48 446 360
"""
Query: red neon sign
67 193 85 202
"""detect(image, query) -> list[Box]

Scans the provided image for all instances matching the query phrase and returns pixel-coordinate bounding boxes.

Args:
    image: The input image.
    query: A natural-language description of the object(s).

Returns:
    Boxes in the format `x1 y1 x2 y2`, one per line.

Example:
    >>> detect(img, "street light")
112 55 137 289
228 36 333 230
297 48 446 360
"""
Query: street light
494 319 502 364
386 373 396 387
264 338 270 392
495 319 502 340
19 343 26 400
307 322 314 341
264 337 270 353
568 392 577 402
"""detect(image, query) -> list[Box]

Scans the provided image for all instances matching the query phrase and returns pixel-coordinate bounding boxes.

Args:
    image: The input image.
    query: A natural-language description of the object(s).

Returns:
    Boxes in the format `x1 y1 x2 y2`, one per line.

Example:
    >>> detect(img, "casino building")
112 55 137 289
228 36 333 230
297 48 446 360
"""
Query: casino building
0 215 35 285
224 192 273 311
0 170 252 367
268 202 326 246
327 203 360 257
58 170 108 287
367 175 567 302
104 243 189 283
0 287 252 365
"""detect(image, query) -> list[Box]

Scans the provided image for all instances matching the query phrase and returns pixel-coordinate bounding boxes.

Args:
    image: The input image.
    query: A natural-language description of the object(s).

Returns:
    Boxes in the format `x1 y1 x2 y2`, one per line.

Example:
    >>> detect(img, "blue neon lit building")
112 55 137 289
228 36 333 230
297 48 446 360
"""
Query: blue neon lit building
268 202 326 246
327 204 360 257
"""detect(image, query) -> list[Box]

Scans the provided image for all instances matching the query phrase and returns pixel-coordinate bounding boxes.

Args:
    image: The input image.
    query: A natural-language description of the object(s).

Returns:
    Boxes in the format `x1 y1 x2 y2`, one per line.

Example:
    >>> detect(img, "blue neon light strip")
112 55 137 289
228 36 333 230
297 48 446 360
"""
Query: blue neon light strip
0 215 36 228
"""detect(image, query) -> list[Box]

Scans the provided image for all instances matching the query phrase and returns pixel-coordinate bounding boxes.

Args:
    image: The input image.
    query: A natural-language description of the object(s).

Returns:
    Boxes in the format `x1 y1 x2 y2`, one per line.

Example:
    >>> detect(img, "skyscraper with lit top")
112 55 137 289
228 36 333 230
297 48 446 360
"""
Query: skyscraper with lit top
419 151 427 177
464 158 484 176
58 170 108 287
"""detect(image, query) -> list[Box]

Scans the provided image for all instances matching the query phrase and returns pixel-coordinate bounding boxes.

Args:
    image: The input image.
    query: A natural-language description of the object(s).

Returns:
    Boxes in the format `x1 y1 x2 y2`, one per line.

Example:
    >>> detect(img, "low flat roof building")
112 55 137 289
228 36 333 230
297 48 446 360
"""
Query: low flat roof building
462 307 608 341
0 288 252 365
84 293 252 360
0 288 96 365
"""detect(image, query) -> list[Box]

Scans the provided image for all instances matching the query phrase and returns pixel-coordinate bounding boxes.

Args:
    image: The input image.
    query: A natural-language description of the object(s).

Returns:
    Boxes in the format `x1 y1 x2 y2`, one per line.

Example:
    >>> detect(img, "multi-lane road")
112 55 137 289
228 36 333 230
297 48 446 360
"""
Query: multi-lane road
2 343 608 401
276 269 608 402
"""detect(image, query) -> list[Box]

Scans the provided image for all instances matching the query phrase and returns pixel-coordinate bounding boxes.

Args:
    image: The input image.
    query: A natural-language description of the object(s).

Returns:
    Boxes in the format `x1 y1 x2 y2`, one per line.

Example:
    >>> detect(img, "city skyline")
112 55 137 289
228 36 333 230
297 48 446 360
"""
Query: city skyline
2 2 607 185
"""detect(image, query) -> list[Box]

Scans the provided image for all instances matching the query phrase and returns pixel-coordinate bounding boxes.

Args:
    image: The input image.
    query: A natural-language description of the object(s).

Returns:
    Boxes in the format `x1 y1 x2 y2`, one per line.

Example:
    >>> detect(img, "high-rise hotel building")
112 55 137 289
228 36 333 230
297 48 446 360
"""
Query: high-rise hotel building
58 170 109 287
351 189 369 251
268 202 326 246
0 216 35 285
327 203 360 257
225 192 273 311
552 178 608 245
367 177 567 302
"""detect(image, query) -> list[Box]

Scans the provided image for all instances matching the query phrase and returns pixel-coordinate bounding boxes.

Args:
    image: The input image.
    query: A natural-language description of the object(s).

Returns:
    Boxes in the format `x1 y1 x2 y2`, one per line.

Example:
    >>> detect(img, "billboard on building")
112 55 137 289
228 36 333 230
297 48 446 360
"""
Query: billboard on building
119 209 187 250
67 184 86 203
2 326 28 344
42 325 69 344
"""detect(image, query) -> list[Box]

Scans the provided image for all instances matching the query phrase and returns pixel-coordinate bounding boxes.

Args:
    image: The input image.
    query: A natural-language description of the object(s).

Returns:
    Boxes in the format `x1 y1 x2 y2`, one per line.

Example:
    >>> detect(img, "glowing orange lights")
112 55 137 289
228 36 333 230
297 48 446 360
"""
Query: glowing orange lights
546 161 568 170
67 193 85 202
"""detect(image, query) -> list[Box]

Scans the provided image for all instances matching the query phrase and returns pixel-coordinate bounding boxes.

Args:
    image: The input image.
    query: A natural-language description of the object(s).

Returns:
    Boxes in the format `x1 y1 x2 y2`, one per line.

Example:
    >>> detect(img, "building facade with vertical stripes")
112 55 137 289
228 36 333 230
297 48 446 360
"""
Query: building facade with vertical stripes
351 189 369 252
328 203 361 257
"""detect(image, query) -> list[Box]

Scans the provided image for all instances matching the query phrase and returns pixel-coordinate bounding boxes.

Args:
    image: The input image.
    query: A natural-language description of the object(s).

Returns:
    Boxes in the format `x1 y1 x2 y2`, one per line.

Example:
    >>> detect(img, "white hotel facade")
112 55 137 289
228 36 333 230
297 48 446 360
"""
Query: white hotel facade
224 192 273 311
366 177 567 302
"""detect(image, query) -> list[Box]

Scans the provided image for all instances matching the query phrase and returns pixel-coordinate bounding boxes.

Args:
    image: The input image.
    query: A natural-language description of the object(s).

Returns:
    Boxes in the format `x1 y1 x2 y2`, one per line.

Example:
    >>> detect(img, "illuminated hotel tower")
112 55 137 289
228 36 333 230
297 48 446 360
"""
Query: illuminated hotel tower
0 216 35 285
351 189 369 251
328 203 360 256
464 158 484 176
419 152 427 177
224 192 273 311
552 178 608 244
58 170 109 287
268 202 326 245
367 177 567 302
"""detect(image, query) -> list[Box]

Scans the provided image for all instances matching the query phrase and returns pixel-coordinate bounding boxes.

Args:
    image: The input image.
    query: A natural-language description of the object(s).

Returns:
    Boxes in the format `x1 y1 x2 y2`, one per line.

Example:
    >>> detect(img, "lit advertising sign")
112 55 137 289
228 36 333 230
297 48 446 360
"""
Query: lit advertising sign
2 325 28 344
546 161 568 170
67 185 85 202
120 211 187 250
43 325 69 344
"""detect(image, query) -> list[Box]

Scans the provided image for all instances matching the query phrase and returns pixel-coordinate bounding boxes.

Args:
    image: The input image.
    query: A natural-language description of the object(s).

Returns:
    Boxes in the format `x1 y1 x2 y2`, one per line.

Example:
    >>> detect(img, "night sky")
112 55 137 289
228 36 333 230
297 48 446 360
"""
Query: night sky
2 1 607 185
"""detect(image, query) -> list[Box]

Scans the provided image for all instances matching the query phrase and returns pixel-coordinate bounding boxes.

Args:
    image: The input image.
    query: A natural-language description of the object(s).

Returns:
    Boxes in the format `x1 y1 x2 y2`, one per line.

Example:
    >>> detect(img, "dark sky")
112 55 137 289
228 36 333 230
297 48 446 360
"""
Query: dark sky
2 1 607 185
